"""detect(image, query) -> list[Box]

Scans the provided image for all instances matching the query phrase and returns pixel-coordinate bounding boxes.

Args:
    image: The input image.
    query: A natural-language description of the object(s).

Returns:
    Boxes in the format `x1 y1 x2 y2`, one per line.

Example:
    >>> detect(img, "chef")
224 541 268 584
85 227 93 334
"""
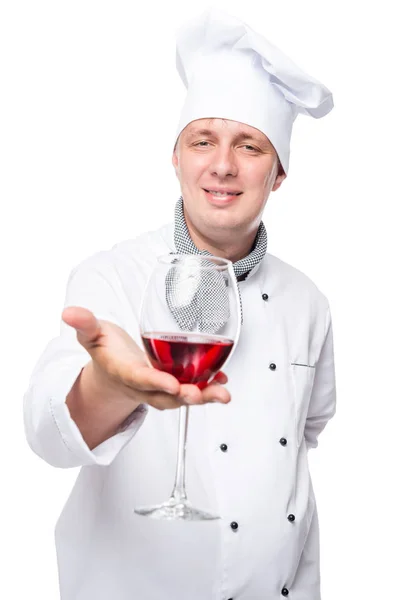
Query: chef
23 7 336 600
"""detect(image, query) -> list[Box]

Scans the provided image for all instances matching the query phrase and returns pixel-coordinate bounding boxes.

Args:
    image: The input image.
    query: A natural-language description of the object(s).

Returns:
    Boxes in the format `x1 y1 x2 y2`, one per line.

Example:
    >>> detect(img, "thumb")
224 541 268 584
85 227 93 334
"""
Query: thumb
62 306 102 349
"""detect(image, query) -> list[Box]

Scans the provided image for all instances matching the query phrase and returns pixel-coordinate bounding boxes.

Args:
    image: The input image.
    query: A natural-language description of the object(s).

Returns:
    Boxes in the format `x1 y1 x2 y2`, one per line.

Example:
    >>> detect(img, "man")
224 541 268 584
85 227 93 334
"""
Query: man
23 8 336 600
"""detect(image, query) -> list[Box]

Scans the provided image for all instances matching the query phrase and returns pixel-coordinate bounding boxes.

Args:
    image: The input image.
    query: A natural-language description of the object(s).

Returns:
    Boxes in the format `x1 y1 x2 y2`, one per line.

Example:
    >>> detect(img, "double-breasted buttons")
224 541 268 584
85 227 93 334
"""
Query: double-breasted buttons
279 438 287 446
287 514 295 522
262 293 269 301
230 521 239 531
281 588 289 596
220 443 228 452
269 363 276 370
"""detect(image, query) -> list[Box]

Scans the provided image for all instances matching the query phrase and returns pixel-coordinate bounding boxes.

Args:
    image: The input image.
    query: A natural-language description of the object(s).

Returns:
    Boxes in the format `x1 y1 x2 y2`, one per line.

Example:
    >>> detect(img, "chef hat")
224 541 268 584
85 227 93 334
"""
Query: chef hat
173 7 333 174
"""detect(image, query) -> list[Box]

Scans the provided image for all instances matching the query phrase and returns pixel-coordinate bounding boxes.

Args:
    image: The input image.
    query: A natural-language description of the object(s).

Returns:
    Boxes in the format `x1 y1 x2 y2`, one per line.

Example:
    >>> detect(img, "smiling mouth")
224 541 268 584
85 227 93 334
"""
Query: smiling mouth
203 189 243 197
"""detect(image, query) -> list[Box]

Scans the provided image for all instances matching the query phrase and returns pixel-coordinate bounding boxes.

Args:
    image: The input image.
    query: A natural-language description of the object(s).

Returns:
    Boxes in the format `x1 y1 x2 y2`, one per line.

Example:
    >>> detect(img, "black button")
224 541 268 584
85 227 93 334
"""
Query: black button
288 514 295 522
220 443 228 452
279 438 287 446
230 521 239 531
269 363 276 370
281 588 289 596
262 293 269 301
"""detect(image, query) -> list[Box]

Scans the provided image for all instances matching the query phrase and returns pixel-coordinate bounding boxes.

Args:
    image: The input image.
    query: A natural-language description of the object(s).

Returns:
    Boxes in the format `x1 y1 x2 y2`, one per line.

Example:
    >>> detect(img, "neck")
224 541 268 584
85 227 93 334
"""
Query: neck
184 208 257 263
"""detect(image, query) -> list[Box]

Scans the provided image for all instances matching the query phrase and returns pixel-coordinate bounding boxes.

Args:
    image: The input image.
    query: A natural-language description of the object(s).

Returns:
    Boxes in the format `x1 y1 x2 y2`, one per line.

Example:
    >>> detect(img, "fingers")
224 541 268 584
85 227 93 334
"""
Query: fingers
131 365 181 396
178 380 230 405
124 370 230 410
201 381 231 404
131 376 231 411
174 372 230 406
62 307 101 348
145 392 185 411
177 384 203 405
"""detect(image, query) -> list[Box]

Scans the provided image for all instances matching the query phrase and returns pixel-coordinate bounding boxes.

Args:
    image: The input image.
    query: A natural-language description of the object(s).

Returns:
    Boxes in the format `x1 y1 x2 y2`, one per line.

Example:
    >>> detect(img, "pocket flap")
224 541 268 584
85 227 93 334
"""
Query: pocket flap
290 363 316 447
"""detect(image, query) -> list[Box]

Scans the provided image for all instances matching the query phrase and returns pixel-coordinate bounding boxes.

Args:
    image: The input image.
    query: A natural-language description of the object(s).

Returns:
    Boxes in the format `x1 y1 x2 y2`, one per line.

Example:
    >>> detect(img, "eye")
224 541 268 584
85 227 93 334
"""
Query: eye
243 145 257 151
194 141 210 147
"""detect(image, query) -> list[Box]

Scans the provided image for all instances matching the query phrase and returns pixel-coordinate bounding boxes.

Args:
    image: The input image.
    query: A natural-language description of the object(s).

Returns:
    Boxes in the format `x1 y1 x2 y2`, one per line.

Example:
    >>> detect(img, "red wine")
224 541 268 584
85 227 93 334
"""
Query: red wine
142 332 234 388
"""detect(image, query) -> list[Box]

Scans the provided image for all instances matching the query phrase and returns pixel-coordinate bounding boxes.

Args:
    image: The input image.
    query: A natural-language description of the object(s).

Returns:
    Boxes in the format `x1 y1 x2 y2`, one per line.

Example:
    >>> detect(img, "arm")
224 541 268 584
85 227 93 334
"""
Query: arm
305 302 337 450
22 255 147 468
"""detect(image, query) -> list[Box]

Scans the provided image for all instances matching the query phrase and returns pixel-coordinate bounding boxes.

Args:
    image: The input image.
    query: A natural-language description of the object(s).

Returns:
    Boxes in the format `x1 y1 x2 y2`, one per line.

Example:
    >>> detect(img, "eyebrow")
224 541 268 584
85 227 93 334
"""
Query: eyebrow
186 128 270 146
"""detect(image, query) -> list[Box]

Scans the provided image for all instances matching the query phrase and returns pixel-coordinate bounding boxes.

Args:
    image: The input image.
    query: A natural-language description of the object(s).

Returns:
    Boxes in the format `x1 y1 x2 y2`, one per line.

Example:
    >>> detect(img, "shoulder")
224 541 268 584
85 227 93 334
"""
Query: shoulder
69 222 174 278
111 222 173 261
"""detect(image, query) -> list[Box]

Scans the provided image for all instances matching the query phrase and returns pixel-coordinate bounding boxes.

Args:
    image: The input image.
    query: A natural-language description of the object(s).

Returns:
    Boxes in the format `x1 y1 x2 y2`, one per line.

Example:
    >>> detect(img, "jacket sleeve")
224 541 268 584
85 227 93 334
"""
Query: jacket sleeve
23 254 148 469
305 301 337 450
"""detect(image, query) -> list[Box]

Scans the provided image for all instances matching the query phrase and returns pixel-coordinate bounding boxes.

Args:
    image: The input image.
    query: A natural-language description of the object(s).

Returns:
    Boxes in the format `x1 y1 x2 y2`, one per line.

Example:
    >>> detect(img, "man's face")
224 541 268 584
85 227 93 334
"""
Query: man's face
172 118 286 238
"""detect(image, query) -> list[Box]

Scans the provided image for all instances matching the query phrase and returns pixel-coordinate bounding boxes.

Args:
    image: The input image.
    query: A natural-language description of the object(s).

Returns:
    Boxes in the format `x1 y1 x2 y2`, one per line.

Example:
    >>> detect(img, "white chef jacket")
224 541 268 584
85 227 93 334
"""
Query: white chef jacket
23 220 336 600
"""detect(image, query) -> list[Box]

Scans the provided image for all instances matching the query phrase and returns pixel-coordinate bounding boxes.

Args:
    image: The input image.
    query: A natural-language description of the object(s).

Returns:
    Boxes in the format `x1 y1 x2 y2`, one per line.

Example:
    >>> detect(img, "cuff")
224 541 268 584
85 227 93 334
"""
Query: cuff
26 358 148 468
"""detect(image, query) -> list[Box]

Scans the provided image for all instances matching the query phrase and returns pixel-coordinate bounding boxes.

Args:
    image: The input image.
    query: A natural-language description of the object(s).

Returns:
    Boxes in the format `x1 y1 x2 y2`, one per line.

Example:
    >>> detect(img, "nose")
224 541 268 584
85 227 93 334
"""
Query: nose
209 146 238 178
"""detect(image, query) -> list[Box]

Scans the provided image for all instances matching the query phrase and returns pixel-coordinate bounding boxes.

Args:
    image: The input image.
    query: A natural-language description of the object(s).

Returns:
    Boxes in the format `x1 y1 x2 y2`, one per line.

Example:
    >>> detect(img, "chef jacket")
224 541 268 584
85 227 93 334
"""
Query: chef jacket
23 220 336 600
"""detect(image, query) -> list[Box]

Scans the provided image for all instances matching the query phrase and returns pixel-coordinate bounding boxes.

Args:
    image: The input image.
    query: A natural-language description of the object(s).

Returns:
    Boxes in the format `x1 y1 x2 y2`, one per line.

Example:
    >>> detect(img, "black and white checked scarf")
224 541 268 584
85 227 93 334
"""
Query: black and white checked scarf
166 196 268 333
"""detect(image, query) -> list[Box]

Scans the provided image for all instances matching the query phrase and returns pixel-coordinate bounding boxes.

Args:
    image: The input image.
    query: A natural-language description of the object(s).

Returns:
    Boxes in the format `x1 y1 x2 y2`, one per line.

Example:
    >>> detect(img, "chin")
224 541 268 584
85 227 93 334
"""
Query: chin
205 211 244 232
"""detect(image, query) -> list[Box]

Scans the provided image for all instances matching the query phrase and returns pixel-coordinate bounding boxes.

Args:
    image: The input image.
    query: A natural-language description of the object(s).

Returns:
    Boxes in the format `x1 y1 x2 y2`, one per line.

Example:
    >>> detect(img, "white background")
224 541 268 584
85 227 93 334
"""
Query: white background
1 0 399 598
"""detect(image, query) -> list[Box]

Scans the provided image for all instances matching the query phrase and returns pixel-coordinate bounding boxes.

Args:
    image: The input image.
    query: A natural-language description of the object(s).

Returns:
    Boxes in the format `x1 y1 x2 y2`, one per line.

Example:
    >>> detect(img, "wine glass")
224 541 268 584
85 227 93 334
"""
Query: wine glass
134 253 241 521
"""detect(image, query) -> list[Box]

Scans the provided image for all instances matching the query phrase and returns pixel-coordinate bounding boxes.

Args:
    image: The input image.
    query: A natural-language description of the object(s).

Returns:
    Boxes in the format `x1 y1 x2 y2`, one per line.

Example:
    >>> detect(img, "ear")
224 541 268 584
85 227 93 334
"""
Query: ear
272 165 287 192
172 143 180 176
272 173 286 192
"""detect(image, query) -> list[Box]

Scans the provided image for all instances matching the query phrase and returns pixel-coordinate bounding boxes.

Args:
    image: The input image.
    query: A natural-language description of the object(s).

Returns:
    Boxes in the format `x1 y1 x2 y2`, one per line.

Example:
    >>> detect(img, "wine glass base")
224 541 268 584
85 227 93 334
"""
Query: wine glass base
134 498 219 521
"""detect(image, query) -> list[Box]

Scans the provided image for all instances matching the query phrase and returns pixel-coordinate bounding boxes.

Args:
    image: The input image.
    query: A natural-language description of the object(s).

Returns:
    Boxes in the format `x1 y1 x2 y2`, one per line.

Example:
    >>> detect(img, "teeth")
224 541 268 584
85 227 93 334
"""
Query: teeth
207 190 238 196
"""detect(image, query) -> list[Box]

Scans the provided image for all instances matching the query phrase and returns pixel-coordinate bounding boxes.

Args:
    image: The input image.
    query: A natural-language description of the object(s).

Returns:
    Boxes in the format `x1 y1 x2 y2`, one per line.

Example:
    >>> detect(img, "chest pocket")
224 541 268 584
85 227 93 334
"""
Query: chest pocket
290 363 316 447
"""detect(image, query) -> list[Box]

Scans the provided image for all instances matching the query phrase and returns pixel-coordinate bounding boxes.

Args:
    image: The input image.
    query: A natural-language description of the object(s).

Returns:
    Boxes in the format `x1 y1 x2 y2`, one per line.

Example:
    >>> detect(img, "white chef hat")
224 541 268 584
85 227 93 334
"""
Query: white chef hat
173 7 333 175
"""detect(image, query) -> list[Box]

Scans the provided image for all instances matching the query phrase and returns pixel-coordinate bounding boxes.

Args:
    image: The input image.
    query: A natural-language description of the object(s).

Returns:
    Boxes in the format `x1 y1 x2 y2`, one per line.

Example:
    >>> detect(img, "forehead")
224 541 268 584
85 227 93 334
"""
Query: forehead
184 118 270 143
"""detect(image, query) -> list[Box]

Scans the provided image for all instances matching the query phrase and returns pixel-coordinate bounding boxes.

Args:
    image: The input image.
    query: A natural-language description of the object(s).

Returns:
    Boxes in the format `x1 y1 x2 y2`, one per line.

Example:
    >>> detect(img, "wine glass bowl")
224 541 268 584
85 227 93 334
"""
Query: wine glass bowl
141 332 234 389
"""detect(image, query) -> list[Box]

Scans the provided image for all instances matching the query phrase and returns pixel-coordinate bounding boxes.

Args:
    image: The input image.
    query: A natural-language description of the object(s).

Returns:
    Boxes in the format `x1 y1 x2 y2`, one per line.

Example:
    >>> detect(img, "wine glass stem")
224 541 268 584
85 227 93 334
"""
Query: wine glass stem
170 405 189 503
